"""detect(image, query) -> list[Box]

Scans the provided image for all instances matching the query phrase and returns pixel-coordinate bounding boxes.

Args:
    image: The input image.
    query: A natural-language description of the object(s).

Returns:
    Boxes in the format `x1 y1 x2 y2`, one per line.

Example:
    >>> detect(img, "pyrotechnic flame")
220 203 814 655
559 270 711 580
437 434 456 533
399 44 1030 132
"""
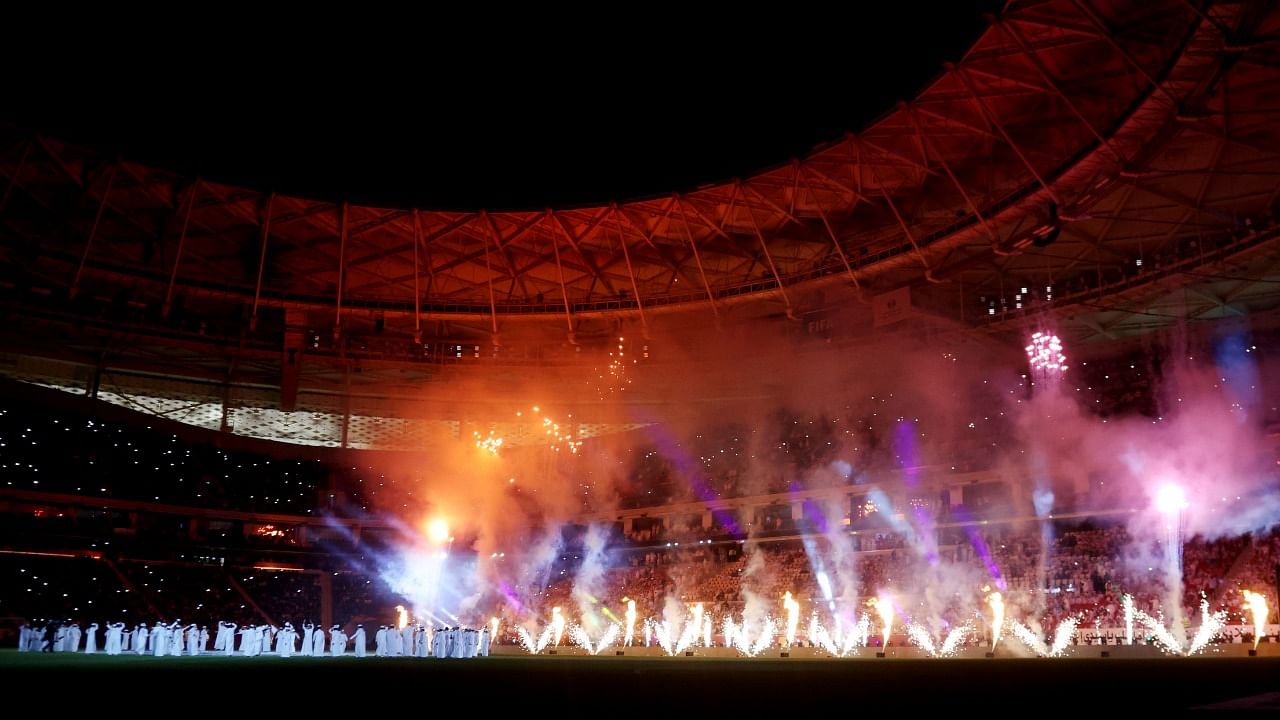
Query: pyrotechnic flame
395 605 408 630
986 591 1004 652
691 603 704 647
1242 590 1269 651
870 594 895 649
551 607 565 647
490 617 499 643
1123 594 1135 646
783 592 800 648
624 599 637 647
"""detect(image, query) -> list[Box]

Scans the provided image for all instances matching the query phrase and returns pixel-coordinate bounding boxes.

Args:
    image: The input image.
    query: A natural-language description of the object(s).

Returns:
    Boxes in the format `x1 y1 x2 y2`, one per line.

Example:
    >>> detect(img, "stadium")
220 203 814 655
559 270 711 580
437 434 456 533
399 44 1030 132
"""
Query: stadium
4 0 1280 710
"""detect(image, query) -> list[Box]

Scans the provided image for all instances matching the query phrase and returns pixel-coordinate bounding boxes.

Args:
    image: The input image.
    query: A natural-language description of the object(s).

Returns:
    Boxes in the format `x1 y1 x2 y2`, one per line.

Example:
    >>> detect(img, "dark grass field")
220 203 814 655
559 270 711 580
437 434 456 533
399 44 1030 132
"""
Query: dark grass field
5 651 1280 711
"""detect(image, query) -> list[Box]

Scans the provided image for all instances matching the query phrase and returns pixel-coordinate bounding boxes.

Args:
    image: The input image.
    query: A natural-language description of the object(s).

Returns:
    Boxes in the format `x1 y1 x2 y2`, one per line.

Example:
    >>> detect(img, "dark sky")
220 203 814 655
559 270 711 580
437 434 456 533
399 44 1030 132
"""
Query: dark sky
4 4 1004 210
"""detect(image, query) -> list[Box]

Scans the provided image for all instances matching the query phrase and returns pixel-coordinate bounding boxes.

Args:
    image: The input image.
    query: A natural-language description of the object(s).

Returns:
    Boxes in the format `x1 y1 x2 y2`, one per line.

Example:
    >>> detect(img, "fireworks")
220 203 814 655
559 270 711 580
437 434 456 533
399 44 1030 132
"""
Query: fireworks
425 518 449 545
1026 331 1067 378
986 590 1004 652
1242 590 1269 651
1154 484 1189 515
593 336 637 399
473 430 503 456
395 605 408 630
490 617 500 643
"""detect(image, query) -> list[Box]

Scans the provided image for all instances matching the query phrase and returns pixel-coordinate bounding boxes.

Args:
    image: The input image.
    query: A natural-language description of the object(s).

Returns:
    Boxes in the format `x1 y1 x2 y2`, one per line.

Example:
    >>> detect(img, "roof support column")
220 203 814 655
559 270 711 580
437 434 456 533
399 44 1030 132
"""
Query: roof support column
547 210 577 344
333 202 348 342
674 194 720 323
249 193 274 332
71 162 119 298
163 179 201 317
612 203 648 338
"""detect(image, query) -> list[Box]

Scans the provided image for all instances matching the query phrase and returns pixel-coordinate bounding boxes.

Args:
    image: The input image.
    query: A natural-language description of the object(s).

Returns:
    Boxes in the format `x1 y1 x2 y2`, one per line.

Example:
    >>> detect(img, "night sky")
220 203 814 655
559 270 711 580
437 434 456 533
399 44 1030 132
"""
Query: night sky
3 4 1003 210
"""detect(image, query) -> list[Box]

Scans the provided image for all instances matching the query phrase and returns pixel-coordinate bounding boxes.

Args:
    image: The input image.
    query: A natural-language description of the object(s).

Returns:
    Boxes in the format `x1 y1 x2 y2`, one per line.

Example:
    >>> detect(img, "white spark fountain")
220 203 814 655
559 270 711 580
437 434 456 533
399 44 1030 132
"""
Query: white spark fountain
516 624 556 654
723 615 777 657
906 623 970 658
1126 594 1225 655
569 623 620 655
1008 616 1081 657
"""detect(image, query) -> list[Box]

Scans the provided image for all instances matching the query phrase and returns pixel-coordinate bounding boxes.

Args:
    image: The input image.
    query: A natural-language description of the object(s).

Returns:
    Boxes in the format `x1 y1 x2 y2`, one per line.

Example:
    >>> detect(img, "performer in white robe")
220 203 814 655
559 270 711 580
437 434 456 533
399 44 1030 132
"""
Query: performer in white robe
300 623 314 657
415 627 428 657
374 626 387 657
67 623 82 653
84 623 99 654
431 628 445 658
105 622 123 655
152 623 169 656
479 627 490 657
401 625 413 656
239 625 255 655
122 626 132 652
134 624 149 655
351 625 366 658
310 625 325 656
187 625 200 656
200 626 210 653
221 623 236 656
276 623 294 657
331 625 347 656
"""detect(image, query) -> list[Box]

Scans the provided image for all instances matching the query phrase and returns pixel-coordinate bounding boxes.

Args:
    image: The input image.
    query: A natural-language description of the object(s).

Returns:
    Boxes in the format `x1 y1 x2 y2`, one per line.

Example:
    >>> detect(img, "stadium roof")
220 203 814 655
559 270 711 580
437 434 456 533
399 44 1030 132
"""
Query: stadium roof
1 0 1278 447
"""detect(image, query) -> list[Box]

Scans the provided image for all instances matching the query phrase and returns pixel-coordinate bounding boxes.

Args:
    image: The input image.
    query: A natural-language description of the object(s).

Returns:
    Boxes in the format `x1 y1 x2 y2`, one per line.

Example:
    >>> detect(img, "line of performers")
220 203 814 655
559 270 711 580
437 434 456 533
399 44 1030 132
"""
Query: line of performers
17 620 491 659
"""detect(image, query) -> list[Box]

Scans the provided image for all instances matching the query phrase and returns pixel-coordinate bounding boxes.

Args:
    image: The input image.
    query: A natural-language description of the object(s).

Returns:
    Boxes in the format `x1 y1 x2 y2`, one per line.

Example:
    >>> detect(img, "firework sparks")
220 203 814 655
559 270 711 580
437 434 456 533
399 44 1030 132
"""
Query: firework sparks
1242 590 1270 651
986 590 1004 652
490 617 499 644
473 430 503 456
1026 331 1067 378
